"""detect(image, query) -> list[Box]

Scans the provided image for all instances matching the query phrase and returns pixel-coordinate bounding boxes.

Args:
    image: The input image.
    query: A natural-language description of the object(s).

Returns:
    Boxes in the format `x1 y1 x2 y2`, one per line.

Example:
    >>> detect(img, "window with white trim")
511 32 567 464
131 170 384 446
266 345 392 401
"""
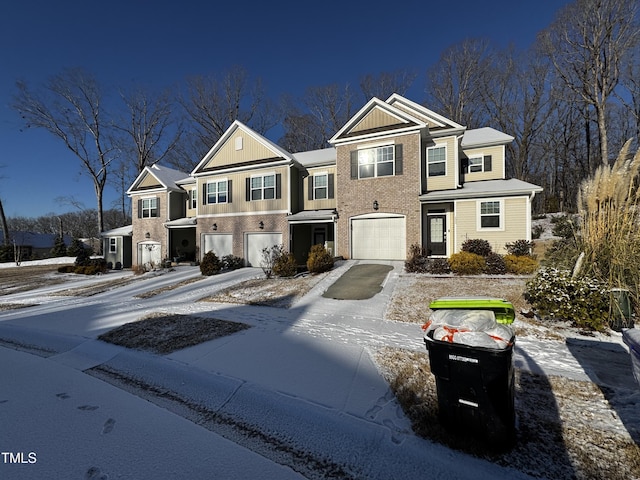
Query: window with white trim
251 174 275 200
206 180 228 204
427 145 446 176
469 155 484 173
109 238 117 253
479 200 501 228
314 173 328 199
358 145 394 178
141 198 158 218
190 188 197 209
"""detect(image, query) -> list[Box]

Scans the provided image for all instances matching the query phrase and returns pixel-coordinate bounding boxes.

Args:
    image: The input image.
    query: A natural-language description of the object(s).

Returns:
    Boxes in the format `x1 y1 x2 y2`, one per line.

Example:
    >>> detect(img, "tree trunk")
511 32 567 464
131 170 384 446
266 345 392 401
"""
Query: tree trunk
596 105 609 165
0 199 10 246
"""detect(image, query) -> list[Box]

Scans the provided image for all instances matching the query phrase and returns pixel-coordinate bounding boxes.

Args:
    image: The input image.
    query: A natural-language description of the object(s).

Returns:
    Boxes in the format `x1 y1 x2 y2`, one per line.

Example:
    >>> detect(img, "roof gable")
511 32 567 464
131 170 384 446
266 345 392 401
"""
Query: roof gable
127 164 189 194
192 121 296 175
386 94 465 131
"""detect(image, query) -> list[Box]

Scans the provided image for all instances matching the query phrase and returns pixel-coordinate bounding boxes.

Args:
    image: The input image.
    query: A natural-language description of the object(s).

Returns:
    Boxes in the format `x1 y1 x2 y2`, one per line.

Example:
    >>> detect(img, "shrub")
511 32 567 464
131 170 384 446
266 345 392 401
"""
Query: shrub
273 249 297 277
461 239 492 257
200 251 222 276
525 268 609 331
504 255 539 274
484 252 507 275
132 264 146 275
505 239 535 257
50 236 67 257
425 258 451 274
551 214 577 239
222 255 244 271
57 265 75 273
307 244 334 274
67 238 86 257
75 248 91 266
405 244 429 273
531 225 544 240
448 252 485 275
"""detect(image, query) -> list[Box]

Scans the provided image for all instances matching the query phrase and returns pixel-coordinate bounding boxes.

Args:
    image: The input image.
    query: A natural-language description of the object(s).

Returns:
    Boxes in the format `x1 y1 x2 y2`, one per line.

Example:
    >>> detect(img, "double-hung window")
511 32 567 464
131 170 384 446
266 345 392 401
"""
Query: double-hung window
357 145 394 178
469 155 484 173
206 180 228 204
109 238 117 253
190 189 197 209
314 173 328 199
479 200 502 228
141 198 158 218
251 174 275 201
427 145 446 176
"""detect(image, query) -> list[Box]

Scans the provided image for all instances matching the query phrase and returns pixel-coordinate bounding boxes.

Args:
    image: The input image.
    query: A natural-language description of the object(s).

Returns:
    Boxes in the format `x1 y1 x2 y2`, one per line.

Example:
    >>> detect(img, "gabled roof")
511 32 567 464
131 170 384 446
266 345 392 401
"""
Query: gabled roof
127 164 190 195
461 127 514 148
419 178 543 202
385 94 465 131
192 120 299 175
329 96 427 145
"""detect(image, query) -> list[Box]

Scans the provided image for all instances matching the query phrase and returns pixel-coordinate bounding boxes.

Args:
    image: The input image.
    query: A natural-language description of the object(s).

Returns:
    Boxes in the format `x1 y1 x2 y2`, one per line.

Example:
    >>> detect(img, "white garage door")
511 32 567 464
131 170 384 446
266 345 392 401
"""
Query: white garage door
245 232 283 267
351 216 406 260
202 234 233 259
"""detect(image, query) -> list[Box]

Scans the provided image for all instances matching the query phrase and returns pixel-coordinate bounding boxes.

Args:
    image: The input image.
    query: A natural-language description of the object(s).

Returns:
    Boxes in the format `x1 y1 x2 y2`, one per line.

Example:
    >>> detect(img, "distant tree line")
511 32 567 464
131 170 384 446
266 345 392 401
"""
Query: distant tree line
7 0 640 228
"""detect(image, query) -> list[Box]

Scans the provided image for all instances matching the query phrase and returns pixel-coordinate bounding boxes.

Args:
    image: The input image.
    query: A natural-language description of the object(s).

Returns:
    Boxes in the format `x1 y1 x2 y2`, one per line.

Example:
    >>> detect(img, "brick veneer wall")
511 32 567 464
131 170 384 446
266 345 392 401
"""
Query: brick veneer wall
335 132 422 259
131 195 169 265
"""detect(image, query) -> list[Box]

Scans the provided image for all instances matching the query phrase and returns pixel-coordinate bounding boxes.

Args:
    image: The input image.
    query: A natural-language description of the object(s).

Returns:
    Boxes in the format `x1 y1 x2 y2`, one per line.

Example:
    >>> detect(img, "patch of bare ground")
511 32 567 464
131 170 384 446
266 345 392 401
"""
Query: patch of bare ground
0 264 71 295
199 273 326 308
374 347 640 480
98 313 250 354
50 276 142 297
0 303 37 311
134 276 205 298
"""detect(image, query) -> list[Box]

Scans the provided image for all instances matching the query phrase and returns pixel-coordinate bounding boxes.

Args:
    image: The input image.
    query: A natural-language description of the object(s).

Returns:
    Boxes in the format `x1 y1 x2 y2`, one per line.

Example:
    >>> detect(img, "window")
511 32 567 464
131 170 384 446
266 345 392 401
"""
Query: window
480 201 501 228
250 174 275 201
427 145 446 176
469 155 483 173
109 238 117 253
206 180 228 204
190 189 197 209
141 198 158 218
314 173 328 199
357 145 394 178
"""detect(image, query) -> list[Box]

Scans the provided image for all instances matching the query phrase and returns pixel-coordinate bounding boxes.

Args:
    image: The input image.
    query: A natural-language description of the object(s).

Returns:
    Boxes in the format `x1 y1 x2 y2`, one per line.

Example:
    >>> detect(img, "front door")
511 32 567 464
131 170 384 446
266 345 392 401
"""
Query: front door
427 215 447 256
312 227 326 248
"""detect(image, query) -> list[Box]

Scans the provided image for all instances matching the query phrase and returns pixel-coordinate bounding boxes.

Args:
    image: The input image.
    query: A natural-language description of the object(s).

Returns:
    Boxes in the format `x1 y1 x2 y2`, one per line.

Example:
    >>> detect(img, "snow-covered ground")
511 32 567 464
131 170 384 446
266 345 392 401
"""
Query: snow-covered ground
0 259 638 479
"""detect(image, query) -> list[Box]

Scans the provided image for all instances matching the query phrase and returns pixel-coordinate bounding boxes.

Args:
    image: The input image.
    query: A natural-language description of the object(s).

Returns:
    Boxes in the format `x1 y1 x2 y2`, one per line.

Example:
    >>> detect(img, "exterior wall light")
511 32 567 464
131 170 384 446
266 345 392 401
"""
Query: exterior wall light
212 223 217 231
259 221 264 229
373 200 379 211
145 232 151 239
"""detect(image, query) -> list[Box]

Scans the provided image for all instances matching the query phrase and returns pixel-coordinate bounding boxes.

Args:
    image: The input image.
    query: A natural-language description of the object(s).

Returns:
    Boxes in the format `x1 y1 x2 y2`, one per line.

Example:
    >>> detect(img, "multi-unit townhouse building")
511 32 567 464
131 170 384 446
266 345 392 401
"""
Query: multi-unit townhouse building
103 94 542 268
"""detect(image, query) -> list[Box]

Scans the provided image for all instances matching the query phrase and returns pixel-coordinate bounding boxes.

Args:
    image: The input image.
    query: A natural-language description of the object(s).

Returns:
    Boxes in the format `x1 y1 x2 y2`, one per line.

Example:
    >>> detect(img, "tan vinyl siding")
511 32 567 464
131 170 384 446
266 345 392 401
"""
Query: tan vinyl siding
454 196 529 254
425 136 457 191
137 172 162 190
186 188 197 217
202 133 282 170
351 107 406 133
198 165 290 215
303 165 337 210
462 144 505 181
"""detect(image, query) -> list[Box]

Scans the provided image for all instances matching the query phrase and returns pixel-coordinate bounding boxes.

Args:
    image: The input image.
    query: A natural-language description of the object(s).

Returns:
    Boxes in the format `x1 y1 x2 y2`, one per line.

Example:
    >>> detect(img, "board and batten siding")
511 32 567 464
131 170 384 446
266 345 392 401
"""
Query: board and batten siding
454 196 530 254
201 133 281 170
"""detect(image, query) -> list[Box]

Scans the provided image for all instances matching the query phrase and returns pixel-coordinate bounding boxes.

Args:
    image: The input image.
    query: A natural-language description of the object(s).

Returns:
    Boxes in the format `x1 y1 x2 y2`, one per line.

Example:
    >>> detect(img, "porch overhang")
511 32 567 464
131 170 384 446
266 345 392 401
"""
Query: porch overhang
287 210 337 224
163 217 197 229
419 178 543 202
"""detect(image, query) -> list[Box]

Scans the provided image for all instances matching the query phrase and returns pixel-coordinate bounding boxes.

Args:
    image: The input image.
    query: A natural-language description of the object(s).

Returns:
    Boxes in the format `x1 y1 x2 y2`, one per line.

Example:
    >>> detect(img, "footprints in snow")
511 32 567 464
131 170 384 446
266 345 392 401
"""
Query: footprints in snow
365 390 409 445
55 392 115 435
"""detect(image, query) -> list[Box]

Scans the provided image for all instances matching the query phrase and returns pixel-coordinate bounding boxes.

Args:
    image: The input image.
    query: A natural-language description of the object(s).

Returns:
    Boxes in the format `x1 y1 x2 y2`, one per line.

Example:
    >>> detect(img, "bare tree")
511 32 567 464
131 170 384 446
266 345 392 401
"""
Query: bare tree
359 69 417 101
539 0 640 165
12 68 116 234
180 66 280 157
425 38 493 126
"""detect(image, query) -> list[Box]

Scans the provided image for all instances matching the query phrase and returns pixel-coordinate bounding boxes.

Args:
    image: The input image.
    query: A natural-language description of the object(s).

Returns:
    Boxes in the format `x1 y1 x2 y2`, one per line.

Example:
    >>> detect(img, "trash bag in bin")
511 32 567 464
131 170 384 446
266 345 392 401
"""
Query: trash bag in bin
423 299 516 449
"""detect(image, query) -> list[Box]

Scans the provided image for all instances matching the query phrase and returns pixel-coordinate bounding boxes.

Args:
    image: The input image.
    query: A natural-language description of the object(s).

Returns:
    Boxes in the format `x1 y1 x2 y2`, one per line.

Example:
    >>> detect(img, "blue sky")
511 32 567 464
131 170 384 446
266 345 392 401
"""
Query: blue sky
0 0 570 219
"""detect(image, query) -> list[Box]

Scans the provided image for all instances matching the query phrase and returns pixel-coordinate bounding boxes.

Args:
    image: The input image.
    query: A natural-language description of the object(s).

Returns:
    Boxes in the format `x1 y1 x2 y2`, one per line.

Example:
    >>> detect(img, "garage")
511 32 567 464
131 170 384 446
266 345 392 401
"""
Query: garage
202 233 233 259
245 232 283 267
351 215 406 260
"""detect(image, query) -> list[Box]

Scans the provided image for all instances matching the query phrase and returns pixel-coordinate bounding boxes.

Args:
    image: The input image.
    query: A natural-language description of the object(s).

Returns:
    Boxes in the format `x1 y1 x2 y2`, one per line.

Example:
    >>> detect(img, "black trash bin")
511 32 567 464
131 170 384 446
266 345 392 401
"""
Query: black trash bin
424 298 516 448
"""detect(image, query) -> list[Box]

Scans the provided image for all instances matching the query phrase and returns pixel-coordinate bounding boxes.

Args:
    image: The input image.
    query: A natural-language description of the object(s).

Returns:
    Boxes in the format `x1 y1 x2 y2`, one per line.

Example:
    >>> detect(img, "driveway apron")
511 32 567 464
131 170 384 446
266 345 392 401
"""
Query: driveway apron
322 263 394 300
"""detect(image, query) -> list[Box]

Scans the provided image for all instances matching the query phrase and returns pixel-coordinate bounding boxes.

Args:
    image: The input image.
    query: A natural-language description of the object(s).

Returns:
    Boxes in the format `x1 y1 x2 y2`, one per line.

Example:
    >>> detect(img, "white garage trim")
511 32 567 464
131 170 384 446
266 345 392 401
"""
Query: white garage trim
350 214 406 260
201 233 233 260
245 232 283 267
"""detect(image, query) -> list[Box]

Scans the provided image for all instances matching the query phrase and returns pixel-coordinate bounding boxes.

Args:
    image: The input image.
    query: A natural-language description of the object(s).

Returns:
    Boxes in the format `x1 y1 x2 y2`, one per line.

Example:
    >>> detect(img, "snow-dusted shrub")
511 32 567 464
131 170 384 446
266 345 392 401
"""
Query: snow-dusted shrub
222 255 244 271
200 251 221 276
405 244 429 273
448 252 485 275
307 244 333 274
525 267 609 331
504 255 539 274
505 239 535 257
461 238 492 257
425 258 451 274
484 252 506 275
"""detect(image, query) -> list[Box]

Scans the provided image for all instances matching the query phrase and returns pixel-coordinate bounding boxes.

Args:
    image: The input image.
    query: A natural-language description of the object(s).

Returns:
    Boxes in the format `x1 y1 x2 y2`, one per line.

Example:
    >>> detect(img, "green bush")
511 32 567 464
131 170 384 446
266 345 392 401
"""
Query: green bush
504 254 539 274
200 251 222 276
484 252 506 275
307 244 334 274
67 238 87 257
405 244 428 273
525 268 609 331
222 255 244 271
551 214 577 239
505 239 535 257
461 239 492 257
448 251 485 275
531 225 544 240
50 236 67 257
273 249 297 277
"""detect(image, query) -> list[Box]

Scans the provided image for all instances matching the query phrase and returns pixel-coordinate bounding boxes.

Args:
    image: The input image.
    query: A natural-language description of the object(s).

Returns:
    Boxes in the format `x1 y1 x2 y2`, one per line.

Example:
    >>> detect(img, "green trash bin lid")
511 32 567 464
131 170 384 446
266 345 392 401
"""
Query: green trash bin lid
429 296 515 324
